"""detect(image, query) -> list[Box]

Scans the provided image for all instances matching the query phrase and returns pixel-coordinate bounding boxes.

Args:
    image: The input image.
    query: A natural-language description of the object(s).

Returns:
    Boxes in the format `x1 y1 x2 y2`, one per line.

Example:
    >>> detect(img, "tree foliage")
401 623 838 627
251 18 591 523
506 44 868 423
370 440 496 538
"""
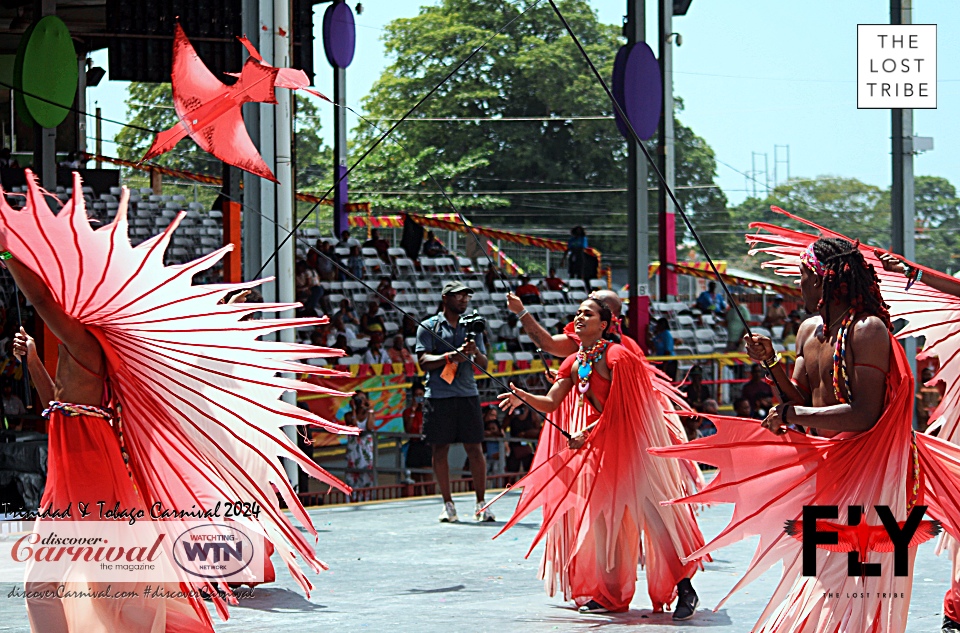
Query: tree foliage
360 0 727 264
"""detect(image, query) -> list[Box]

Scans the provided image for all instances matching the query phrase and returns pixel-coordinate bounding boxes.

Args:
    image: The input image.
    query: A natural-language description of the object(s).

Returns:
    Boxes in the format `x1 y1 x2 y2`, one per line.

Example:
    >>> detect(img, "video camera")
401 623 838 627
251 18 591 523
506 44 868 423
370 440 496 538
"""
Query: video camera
460 311 487 342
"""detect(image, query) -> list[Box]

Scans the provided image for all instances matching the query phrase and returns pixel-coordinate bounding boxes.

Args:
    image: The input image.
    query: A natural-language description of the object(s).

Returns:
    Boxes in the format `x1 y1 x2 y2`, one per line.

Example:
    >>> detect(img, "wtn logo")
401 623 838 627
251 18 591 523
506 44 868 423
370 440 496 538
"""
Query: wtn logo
180 541 243 563
785 505 941 577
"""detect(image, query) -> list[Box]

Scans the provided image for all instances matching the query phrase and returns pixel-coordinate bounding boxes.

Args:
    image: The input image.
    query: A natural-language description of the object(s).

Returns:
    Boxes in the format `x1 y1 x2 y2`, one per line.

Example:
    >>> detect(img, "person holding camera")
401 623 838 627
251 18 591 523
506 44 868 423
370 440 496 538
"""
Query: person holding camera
415 281 494 523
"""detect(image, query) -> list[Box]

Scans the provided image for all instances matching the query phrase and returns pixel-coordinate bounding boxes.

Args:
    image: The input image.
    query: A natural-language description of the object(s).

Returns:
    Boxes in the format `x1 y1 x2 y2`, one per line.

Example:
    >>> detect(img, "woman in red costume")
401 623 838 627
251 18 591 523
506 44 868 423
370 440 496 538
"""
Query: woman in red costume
652 211 960 633
492 296 704 618
2 172 355 632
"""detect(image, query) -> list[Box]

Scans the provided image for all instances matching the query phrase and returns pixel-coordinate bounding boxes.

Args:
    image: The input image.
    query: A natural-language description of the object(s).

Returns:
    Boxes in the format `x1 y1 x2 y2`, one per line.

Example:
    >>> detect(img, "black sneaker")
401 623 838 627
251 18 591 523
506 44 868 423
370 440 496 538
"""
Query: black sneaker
943 616 960 632
673 578 699 621
578 600 609 614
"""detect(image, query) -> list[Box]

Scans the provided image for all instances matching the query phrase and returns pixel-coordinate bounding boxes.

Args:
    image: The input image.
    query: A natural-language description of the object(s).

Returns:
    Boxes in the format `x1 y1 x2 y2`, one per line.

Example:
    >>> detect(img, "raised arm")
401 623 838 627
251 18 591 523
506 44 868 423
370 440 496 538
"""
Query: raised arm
13 327 54 406
776 317 890 434
876 249 960 298
4 257 102 373
498 377 573 415
743 324 811 407
506 293 578 357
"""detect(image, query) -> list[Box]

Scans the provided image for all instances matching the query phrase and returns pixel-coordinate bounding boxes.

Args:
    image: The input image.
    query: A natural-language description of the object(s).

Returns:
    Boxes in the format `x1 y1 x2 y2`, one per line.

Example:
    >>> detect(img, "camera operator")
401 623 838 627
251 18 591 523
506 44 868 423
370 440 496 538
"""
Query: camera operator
416 281 494 523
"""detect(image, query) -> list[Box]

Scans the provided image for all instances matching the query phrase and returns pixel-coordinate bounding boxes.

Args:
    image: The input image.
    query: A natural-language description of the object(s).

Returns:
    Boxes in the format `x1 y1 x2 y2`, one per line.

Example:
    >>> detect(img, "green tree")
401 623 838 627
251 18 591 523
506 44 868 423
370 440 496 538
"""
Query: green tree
907 176 960 274
360 0 727 266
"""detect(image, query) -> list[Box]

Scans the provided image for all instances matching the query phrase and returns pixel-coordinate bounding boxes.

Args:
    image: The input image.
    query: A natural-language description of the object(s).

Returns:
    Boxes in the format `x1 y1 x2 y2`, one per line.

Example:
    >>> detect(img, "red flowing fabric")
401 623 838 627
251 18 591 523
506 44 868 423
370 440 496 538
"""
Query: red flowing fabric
744 206 960 624
1 171 355 630
491 344 705 612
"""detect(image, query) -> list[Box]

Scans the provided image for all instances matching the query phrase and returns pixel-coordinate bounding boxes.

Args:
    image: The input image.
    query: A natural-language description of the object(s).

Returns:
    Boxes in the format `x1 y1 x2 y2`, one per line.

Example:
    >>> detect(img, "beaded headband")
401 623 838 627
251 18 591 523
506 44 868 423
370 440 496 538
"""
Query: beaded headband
800 244 825 277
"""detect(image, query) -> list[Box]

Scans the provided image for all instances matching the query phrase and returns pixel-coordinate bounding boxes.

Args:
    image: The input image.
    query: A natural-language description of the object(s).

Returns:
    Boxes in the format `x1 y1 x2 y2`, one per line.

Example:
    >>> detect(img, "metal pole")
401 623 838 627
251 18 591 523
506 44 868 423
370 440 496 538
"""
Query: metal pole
242 0 262 281
95 107 102 169
891 0 917 390
333 61 348 237
626 0 648 339
275 0 299 488
657 0 676 300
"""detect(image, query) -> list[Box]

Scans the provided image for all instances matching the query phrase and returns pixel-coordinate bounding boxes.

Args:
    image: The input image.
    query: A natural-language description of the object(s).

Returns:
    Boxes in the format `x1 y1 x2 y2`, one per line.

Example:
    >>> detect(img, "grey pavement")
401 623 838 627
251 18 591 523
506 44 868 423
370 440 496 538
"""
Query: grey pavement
0 489 953 632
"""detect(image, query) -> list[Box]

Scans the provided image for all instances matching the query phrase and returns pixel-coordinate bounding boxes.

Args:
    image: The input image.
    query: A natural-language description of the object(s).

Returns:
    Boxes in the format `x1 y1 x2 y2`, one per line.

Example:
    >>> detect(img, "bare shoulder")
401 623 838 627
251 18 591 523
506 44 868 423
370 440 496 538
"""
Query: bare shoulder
795 317 820 352
850 315 891 368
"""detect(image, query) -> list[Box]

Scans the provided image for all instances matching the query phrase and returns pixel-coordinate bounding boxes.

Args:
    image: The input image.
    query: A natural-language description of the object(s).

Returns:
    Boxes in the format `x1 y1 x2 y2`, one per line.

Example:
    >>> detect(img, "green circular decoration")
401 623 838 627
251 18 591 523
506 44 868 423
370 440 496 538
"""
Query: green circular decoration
14 16 78 129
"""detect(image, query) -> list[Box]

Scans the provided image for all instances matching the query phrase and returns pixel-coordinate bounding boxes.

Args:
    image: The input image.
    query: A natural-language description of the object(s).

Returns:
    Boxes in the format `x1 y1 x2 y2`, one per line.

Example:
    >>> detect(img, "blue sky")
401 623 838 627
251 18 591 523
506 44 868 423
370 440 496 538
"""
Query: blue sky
86 0 959 206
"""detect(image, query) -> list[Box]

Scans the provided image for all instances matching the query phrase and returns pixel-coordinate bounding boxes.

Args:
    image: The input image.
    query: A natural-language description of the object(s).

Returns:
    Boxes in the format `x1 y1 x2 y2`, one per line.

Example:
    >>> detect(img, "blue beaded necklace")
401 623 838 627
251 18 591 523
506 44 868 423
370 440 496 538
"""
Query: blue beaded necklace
576 338 610 395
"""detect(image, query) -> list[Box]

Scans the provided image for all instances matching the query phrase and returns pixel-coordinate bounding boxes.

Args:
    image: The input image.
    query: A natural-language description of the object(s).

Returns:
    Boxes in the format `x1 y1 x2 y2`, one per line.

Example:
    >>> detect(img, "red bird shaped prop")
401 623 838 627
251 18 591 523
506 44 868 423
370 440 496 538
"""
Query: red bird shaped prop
784 518 941 562
142 23 330 183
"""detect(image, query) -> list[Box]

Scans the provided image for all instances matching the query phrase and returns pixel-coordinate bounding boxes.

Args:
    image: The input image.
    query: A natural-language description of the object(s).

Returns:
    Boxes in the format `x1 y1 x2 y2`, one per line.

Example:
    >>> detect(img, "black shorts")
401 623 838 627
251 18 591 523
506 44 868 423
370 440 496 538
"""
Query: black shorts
423 396 484 445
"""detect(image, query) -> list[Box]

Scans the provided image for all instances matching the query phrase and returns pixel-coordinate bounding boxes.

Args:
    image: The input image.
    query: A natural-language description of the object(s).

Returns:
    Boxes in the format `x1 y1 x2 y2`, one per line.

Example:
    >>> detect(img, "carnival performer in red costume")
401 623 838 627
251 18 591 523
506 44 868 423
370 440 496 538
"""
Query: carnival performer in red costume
3 171 355 632
652 209 960 632
492 296 704 618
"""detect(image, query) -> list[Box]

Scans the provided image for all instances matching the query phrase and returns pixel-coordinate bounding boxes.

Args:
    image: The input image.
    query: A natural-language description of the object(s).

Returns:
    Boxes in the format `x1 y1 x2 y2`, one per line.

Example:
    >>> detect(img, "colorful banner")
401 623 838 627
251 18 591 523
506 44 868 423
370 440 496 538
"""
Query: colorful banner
486 240 524 275
81 153 370 212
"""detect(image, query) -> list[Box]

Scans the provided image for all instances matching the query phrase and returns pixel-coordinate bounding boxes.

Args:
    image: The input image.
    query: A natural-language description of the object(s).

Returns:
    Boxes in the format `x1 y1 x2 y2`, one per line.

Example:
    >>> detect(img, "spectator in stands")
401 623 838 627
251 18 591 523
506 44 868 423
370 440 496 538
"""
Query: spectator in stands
403 382 432 482
740 364 774 417
484 263 499 293
733 396 761 420
295 259 324 316
916 366 942 433
562 226 587 280
696 281 727 315
347 245 364 280
515 275 541 304
680 365 712 412
360 300 386 337
504 403 541 474
330 314 358 343
2 379 26 421
483 406 504 474
364 229 390 261
315 241 338 281
726 302 751 352
58 152 81 169
0 148 18 168
422 231 447 257
763 294 788 329
415 280 492 522
332 333 350 354
699 399 718 437
335 298 360 328
782 310 802 347
344 392 376 496
376 276 397 309
362 333 391 365
543 268 565 292
387 334 414 365
497 313 521 352
650 317 678 381
336 229 352 250
401 314 419 338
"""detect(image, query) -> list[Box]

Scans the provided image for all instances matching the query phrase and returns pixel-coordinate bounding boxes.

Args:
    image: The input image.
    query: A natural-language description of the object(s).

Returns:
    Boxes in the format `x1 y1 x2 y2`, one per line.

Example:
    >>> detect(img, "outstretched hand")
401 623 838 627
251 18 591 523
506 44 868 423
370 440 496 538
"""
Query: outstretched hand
497 382 527 414
874 249 907 275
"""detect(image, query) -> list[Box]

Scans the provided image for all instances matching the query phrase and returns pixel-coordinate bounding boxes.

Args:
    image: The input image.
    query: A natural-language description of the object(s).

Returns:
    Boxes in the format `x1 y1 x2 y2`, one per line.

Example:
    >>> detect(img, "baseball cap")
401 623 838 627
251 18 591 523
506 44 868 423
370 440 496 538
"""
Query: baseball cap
441 280 474 296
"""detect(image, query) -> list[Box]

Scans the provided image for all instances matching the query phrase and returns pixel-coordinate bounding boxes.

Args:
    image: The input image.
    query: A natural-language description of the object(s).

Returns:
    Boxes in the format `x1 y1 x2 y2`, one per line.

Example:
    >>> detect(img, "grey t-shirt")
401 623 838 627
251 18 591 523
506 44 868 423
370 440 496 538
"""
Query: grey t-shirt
416 314 486 399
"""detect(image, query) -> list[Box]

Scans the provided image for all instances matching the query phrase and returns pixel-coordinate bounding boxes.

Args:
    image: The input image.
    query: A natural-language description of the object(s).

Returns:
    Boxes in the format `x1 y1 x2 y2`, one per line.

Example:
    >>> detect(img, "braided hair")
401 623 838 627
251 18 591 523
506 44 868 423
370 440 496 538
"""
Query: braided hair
811 237 892 332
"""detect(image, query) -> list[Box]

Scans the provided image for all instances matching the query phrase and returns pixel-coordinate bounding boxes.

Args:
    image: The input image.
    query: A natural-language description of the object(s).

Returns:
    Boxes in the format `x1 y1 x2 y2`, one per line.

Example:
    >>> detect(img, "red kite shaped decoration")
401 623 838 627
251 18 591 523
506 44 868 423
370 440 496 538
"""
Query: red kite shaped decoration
142 23 330 183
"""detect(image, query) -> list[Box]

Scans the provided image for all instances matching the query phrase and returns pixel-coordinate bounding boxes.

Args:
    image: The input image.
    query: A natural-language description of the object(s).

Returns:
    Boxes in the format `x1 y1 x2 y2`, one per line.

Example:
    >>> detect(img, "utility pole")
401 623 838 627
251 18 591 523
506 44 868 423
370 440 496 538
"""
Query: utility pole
625 0 648 331
890 0 916 387
657 0 676 300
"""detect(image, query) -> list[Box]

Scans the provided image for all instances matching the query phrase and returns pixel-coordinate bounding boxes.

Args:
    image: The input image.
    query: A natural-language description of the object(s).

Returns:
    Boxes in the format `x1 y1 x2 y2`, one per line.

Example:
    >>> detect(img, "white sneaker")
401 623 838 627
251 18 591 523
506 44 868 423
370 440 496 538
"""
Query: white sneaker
475 501 495 522
439 501 458 523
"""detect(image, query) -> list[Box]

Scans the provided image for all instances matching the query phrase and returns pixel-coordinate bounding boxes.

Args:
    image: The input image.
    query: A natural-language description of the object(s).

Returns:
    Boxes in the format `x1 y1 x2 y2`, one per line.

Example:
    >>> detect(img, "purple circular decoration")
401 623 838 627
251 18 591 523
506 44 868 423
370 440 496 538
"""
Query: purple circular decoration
620 42 662 141
611 45 630 138
323 2 356 69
